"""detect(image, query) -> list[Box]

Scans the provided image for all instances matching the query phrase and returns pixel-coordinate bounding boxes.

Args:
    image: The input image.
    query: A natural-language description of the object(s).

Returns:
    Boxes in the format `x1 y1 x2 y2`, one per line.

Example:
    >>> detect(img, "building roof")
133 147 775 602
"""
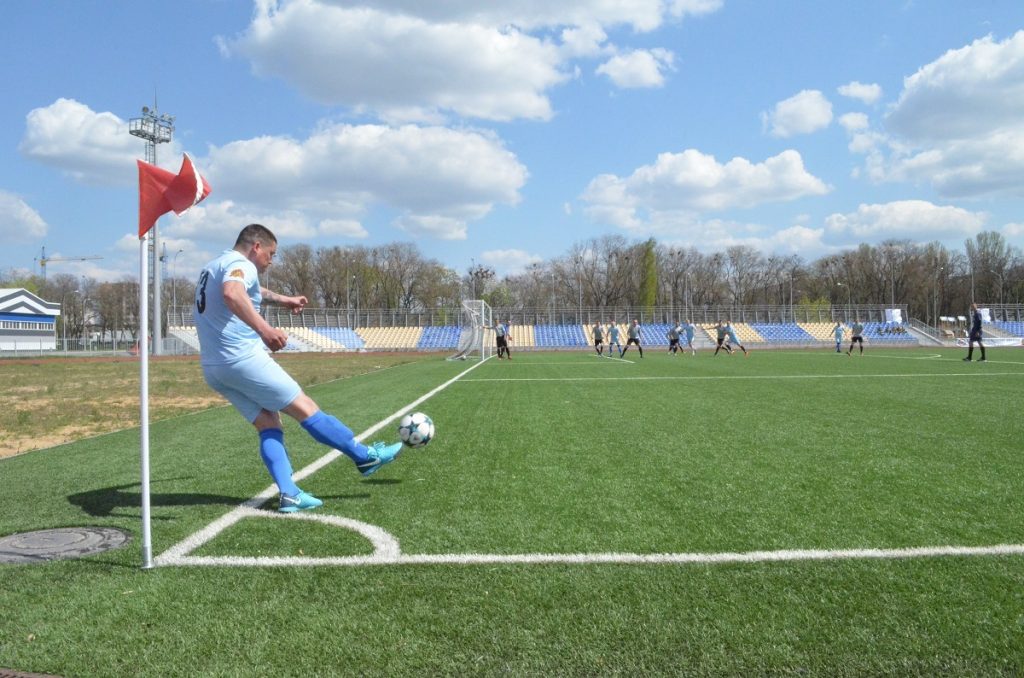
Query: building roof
0 288 61 316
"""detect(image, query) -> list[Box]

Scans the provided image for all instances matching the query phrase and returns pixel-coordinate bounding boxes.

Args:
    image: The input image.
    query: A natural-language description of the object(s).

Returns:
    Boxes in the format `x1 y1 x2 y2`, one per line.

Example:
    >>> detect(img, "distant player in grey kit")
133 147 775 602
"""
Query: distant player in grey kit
621 319 644 358
846 319 865 356
667 322 682 355
591 321 605 356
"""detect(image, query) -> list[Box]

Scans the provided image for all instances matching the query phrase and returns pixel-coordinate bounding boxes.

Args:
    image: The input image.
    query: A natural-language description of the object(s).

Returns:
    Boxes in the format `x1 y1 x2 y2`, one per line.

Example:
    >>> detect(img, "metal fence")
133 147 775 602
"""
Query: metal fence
170 302 911 328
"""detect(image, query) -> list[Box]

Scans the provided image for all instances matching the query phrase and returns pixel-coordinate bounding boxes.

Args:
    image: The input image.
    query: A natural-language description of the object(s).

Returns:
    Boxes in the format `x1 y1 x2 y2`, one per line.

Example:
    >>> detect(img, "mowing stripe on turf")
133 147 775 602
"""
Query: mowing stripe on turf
154 356 492 566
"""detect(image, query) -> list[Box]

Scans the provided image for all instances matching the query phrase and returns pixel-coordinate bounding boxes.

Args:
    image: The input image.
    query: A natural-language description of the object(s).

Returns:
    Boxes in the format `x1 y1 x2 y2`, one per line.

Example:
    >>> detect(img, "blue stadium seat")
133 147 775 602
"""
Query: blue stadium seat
749 323 813 343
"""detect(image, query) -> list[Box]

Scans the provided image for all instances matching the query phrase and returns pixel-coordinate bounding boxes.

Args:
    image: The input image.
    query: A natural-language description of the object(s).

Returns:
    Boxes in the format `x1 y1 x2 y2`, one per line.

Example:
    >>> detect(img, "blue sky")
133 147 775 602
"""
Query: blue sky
3 0 1024 285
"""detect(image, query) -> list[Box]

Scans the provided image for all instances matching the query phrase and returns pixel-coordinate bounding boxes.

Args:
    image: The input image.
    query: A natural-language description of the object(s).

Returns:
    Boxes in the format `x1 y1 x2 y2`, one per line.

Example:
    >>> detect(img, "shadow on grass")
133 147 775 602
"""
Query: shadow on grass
361 477 401 485
68 479 249 518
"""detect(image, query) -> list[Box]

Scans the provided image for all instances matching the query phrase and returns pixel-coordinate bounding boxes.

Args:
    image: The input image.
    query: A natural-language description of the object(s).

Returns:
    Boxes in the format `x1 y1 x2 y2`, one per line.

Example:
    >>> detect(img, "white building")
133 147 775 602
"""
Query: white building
0 288 60 351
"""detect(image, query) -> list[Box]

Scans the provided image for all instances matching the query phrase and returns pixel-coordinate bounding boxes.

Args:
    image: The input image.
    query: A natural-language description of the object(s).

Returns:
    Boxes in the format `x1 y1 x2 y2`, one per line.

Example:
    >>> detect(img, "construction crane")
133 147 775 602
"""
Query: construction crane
36 246 103 280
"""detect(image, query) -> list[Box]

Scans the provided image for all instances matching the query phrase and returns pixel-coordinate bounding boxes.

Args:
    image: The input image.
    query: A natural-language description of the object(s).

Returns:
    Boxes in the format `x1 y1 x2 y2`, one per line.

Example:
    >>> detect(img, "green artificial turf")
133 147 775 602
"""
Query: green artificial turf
2 348 1024 676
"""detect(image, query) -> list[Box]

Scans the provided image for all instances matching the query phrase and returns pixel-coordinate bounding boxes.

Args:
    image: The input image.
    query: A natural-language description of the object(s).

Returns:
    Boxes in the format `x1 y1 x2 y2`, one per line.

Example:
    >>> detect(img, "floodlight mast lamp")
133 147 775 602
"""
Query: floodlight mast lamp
129 104 175 356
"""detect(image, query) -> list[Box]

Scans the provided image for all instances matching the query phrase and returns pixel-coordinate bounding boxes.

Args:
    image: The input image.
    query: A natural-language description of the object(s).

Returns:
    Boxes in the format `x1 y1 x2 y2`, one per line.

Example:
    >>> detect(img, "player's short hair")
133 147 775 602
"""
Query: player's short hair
235 223 277 249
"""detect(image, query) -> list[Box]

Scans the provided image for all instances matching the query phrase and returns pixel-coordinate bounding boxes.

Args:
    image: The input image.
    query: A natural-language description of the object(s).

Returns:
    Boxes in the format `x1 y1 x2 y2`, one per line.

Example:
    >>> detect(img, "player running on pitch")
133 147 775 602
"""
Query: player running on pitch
621 319 644 358
195 224 403 513
591 321 605 356
724 320 749 356
712 321 733 356
667 322 682 355
682 319 697 356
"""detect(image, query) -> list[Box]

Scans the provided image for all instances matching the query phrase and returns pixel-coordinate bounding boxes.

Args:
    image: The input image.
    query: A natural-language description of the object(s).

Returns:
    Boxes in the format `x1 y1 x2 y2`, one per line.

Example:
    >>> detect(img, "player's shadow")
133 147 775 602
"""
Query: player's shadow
68 479 249 519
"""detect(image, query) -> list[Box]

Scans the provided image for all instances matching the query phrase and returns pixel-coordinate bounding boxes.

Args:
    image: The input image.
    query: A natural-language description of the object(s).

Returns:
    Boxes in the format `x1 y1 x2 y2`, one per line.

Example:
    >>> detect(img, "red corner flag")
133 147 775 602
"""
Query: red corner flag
137 153 212 237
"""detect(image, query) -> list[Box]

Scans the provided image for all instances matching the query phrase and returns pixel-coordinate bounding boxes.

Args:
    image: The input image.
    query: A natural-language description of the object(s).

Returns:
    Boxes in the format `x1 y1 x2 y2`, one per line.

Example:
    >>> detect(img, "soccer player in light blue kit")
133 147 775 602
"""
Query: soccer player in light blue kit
607 321 623 357
195 224 403 513
724 320 749 356
832 322 845 353
682 319 696 356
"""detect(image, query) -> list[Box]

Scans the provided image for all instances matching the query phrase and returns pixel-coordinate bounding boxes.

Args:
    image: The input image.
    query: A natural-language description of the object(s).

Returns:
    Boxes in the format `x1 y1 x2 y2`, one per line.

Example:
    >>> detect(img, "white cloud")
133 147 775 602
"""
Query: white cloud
1002 222 1024 238
318 219 368 239
19 98 157 186
645 218 831 258
164 200 319 245
226 0 724 122
205 123 527 241
581 148 830 229
394 214 468 240
839 112 869 132
596 48 675 88
837 81 883 104
559 23 610 58
824 200 985 240
667 0 725 18
763 90 833 138
0 191 48 243
300 0 682 33
876 30 1024 198
480 248 544 275
229 2 566 122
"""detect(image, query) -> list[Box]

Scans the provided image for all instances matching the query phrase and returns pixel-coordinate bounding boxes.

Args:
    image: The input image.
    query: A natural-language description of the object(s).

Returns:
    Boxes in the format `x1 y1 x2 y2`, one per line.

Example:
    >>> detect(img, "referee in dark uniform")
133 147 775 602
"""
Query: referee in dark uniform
963 303 986 362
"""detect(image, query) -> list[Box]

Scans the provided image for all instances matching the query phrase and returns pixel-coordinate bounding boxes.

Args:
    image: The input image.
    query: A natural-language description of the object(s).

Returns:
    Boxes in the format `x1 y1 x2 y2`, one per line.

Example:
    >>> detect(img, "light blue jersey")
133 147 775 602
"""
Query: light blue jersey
609 325 621 343
195 249 263 366
684 323 695 340
195 248 301 421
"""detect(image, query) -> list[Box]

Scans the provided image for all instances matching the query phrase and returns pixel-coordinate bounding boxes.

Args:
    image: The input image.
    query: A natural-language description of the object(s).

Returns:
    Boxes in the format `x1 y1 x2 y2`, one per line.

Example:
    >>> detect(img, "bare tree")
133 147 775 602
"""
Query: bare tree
273 244 318 303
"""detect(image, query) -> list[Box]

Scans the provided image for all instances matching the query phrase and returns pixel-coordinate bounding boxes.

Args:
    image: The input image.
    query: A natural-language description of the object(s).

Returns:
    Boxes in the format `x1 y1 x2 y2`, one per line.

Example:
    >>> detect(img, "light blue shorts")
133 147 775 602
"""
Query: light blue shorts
202 349 302 423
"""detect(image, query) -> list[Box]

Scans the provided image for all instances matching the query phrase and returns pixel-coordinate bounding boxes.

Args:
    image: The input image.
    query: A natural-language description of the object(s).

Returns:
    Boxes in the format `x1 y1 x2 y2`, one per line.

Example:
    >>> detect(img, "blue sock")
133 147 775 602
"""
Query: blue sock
301 411 369 463
258 428 299 496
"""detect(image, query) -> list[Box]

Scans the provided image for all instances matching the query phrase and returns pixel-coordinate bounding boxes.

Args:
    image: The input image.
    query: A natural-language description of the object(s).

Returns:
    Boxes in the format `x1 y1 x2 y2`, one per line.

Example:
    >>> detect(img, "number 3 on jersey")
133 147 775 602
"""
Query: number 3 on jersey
196 270 210 314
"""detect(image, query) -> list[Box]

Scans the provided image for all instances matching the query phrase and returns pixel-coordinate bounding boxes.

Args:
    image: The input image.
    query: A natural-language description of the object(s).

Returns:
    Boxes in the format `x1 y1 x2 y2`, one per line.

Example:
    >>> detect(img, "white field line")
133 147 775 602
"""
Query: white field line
457 371 1024 383
159 540 1024 569
589 353 634 363
154 356 492 566
156 353 1024 570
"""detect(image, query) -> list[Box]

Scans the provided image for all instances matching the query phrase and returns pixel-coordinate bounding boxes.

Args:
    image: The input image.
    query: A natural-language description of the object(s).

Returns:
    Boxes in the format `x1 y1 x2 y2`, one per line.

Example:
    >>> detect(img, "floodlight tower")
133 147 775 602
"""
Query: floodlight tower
129 104 175 355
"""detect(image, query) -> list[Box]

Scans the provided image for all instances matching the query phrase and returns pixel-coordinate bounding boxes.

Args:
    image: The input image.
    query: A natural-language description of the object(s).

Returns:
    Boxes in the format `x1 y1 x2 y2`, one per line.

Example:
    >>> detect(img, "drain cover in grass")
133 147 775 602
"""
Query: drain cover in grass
0 527 130 564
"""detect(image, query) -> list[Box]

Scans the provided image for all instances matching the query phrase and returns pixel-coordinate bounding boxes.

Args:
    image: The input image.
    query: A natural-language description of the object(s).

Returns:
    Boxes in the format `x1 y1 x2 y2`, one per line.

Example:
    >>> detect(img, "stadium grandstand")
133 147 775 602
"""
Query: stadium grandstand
14 301 1024 357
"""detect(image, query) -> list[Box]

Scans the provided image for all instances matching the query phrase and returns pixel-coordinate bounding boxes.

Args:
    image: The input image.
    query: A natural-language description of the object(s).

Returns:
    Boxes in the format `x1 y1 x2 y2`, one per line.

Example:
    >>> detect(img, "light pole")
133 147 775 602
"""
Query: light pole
933 266 944 327
684 272 691 319
837 282 851 321
80 280 89 351
991 269 1004 306
970 259 976 304
788 272 794 321
576 256 583 324
171 249 184 323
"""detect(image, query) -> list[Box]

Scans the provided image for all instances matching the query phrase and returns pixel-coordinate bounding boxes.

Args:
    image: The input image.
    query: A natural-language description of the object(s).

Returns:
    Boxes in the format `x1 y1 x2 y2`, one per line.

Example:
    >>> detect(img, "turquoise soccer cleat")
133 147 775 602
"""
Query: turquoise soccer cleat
357 442 403 477
278 490 323 513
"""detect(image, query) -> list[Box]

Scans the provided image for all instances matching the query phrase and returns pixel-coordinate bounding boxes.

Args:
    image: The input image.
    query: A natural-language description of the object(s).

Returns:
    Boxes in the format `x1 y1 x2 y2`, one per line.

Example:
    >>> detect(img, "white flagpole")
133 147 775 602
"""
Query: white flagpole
140 232 153 569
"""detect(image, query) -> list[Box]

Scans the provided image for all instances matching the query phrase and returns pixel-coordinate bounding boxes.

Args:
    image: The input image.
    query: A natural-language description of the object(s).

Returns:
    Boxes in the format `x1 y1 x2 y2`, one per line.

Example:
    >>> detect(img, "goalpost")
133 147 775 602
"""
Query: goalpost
447 299 494 361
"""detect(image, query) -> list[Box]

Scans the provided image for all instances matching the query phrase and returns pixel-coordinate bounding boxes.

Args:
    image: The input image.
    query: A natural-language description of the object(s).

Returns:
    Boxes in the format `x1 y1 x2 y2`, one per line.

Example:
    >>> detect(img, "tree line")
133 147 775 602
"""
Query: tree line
4 232 1021 339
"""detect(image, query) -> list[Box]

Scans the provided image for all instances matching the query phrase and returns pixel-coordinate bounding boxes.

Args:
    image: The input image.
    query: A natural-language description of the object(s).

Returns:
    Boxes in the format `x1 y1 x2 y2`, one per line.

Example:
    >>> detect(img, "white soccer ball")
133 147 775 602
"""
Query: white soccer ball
398 411 434 448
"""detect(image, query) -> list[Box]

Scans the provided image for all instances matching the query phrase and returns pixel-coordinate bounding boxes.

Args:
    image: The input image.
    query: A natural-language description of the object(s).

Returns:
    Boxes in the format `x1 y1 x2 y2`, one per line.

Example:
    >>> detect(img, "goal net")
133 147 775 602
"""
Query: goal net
447 299 494 361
